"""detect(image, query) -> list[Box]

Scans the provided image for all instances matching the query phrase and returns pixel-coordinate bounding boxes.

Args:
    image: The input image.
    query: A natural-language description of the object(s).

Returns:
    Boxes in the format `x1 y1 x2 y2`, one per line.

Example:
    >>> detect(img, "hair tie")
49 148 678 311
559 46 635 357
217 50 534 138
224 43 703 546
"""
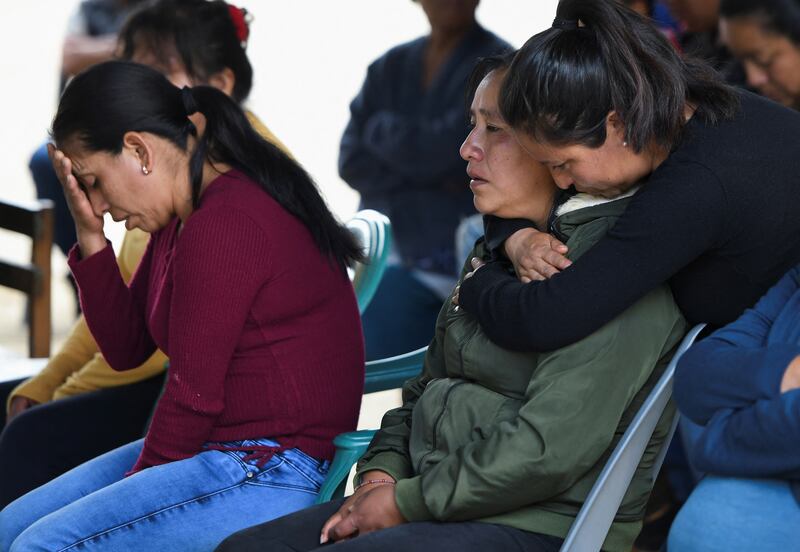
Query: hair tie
181 86 198 116
228 4 250 45
552 17 579 30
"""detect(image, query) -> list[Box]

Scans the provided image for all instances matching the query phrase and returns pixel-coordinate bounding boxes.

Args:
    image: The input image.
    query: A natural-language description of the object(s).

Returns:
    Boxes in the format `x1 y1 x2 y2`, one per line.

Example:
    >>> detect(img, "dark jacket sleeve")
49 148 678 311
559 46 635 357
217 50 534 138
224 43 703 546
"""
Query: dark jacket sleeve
338 61 405 197
459 163 726 352
674 265 800 424
359 106 468 182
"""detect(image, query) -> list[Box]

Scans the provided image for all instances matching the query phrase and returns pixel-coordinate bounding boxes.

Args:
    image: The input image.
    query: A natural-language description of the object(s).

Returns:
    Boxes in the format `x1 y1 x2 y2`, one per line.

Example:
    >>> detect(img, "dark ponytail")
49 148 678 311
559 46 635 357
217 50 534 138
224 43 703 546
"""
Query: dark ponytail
500 0 740 152
187 84 363 272
720 0 800 45
52 61 362 274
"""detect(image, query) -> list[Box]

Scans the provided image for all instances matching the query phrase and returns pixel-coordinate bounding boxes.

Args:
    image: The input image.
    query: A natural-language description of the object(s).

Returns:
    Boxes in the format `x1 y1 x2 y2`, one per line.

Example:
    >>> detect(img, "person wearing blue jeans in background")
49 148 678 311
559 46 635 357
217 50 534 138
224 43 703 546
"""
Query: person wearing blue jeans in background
668 264 800 552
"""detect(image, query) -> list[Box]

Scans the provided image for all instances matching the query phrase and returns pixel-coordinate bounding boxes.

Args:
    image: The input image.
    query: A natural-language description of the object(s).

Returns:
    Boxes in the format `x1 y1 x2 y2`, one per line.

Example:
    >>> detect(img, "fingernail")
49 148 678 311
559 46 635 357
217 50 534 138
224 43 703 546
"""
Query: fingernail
320 533 327 544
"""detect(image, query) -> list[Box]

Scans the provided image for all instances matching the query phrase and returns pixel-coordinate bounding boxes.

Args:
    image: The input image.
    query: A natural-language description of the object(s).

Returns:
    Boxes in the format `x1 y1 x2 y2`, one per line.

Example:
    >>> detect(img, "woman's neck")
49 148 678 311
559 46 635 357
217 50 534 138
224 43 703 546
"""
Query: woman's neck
521 189 557 231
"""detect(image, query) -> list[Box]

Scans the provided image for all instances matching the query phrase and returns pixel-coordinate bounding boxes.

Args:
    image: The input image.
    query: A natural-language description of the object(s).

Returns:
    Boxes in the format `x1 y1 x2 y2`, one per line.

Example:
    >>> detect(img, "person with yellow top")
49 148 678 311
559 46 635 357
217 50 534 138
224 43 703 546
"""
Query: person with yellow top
0 0 291 508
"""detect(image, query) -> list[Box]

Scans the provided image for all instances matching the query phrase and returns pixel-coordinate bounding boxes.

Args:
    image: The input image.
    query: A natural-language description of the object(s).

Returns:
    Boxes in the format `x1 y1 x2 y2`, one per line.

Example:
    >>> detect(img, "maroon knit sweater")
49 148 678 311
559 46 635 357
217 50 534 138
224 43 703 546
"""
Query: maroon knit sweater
69 170 365 473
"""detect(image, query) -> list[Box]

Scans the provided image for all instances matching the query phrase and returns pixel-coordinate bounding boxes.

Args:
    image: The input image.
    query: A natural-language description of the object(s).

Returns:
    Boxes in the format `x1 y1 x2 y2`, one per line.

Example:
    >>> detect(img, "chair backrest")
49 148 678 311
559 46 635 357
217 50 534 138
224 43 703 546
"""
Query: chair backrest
559 323 706 552
0 198 54 358
346 209 392 314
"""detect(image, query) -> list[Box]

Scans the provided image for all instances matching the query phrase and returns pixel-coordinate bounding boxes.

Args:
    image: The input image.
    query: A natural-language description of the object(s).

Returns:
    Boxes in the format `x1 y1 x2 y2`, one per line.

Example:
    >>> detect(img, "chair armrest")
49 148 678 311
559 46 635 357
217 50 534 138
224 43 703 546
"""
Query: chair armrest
316 430 376 504
364 346 427 394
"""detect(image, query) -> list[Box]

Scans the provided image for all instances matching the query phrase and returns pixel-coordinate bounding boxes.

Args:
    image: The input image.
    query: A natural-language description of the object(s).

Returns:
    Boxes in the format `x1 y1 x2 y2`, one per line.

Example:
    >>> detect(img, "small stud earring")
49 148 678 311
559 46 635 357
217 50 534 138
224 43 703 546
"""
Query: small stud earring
622 141 628 147
142 166 149 175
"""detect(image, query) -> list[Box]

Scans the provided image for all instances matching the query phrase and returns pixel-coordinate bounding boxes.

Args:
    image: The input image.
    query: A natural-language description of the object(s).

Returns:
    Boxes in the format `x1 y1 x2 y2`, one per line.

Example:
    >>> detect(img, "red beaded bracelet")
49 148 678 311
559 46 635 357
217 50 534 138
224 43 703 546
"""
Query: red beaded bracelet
355 478 396 491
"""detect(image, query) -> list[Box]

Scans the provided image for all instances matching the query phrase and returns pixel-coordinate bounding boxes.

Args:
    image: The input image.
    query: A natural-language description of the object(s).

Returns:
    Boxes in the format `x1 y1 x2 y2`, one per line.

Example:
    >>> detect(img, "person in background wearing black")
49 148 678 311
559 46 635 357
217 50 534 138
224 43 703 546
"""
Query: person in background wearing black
339 0 510 360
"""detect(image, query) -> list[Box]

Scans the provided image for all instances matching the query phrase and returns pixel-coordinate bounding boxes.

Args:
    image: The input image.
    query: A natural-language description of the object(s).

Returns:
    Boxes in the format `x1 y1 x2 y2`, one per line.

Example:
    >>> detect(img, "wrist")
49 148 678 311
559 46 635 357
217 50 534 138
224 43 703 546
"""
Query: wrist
77 232 107 259
355 478 396 492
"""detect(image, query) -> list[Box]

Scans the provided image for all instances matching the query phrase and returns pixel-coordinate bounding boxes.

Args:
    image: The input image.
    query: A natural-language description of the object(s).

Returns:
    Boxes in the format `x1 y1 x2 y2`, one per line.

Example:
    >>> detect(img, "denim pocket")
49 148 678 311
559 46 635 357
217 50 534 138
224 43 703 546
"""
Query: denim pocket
246 449 327 493
279 448 329 490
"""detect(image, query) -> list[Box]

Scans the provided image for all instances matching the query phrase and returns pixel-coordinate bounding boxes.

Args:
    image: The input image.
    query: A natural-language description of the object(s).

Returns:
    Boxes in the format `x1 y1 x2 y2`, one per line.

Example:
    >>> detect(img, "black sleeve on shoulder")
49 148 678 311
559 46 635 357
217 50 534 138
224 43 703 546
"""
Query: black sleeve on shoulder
459 163 726 351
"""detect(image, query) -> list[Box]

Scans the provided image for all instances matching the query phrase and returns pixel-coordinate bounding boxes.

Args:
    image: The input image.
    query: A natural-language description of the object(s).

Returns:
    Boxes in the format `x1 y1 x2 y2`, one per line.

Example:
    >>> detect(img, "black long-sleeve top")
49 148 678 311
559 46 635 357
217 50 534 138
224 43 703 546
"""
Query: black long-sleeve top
460 91 800 351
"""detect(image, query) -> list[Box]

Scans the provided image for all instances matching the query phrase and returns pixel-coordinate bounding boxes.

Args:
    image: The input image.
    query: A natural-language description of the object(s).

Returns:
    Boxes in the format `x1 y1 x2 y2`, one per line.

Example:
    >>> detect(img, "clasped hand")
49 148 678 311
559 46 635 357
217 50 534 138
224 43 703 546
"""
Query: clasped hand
505 227 571 282
319 472 405 544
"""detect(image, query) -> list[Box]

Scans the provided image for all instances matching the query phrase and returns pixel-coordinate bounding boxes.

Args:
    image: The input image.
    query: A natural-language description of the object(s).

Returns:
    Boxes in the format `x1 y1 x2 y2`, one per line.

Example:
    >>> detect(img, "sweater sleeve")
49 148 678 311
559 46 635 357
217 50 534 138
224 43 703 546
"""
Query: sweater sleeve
689 391 800 479
674 266 800 424
458 162 726 352
67 239 157 370
129 206 271 472
394 285 686 522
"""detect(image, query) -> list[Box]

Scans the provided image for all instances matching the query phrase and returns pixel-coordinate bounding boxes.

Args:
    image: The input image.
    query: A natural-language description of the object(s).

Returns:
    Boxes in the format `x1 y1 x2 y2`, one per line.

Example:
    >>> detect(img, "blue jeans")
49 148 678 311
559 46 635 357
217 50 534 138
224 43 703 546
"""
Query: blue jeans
0 438 329 552
668 476 800 552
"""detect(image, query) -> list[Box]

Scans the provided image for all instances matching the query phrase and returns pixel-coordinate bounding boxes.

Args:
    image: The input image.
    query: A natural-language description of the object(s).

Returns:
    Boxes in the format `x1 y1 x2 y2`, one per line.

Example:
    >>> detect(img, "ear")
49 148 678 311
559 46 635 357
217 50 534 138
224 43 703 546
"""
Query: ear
122 132 154 173
605 111 627 147
207 67 236 98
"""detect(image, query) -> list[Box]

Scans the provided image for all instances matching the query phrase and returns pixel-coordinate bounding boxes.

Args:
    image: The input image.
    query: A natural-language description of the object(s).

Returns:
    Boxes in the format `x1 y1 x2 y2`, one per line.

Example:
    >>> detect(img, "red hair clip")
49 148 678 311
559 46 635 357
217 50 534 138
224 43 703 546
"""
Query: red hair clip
228 4 250 45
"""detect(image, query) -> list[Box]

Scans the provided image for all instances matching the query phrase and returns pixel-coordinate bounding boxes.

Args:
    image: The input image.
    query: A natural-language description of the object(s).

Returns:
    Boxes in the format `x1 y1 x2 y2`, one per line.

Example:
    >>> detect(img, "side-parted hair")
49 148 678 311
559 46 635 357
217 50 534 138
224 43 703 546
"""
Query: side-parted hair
52 61 362 273
720 0 800 45
465 52 517 115
500 0 740 152
119 0 254 104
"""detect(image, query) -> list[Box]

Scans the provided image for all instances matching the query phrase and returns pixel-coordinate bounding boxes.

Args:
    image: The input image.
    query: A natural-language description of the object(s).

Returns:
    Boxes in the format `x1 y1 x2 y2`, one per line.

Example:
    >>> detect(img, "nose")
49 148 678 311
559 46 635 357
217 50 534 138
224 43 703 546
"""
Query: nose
744 60 769 90
460 129 483 162
85 187 110 218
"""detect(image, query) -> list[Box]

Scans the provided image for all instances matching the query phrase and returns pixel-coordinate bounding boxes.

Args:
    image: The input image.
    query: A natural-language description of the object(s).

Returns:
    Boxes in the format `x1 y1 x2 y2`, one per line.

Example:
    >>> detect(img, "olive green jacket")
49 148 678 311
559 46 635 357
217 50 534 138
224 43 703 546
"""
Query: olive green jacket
356 194 688 551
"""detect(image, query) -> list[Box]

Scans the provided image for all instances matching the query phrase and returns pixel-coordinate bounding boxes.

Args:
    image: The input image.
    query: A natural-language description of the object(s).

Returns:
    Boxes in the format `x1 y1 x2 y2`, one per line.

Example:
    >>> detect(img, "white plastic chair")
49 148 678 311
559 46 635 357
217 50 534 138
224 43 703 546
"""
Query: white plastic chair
560 323 707 552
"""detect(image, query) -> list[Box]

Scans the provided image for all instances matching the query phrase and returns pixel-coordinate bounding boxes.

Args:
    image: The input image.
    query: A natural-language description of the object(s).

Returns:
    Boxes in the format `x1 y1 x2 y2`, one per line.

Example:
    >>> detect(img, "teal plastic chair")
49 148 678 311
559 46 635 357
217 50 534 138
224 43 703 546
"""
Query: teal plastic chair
559 323 706 552
316 346 427 504
346 209 392 314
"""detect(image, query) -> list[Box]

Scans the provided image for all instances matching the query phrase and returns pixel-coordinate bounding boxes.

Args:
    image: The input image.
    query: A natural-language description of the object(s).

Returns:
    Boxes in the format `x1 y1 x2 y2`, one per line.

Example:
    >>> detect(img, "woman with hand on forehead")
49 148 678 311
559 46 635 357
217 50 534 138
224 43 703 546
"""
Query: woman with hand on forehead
0 60 364 552
0 0 293 510
214 53 685 552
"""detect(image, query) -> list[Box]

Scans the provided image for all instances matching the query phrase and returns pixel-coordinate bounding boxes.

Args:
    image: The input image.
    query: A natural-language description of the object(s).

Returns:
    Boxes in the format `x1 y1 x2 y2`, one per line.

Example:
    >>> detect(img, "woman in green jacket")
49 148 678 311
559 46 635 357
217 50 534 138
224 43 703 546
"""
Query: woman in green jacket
215 55 687 552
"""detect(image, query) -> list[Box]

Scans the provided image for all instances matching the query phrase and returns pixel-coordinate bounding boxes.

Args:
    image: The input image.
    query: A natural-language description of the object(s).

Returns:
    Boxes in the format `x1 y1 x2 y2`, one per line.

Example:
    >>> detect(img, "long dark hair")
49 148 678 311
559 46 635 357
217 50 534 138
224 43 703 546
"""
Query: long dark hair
119 0 253 103
500 0 740 152
720 0 800 45
52 61 362 273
